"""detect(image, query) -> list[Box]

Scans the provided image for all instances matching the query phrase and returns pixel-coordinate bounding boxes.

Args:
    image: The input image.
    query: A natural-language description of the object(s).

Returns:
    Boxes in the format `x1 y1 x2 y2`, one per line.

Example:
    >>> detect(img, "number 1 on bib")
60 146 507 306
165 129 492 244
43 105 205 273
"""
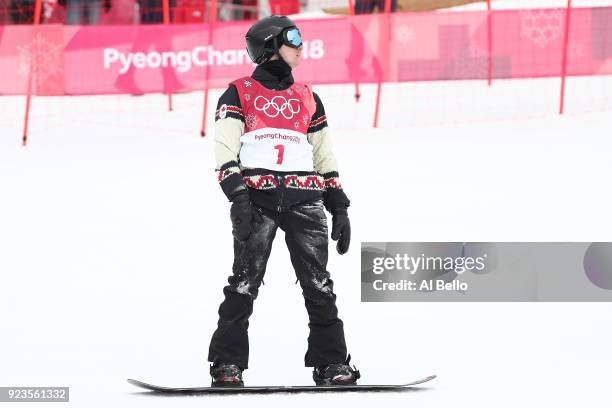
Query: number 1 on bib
274 144 285 165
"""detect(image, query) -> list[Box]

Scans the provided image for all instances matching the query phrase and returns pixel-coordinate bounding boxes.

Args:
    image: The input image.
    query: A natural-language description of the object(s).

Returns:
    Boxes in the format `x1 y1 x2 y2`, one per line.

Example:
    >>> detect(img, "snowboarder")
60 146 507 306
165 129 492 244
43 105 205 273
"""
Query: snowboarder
208 15 359 387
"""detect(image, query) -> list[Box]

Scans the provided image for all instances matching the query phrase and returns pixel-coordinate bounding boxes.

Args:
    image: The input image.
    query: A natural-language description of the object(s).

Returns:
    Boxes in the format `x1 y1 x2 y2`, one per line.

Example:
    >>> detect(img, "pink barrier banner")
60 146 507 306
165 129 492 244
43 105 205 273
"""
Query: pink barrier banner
1 8 611 96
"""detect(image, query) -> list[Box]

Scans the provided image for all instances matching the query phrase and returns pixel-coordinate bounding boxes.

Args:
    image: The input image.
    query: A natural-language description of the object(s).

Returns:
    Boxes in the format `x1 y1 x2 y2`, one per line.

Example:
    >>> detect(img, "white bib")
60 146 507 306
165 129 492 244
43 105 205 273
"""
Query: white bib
239 127 314 171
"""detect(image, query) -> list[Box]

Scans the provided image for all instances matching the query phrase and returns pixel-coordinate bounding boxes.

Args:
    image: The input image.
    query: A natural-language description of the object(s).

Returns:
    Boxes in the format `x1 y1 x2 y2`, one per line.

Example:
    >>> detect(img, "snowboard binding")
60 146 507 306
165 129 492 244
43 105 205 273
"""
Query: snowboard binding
312 354 361 386
210 363 244 387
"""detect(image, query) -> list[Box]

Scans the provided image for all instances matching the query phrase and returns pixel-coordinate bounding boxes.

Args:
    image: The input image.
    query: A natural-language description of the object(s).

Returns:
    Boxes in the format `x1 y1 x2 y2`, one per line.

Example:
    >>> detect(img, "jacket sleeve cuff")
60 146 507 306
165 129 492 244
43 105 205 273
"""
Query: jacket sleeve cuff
216 161 247 201
322 171 350 213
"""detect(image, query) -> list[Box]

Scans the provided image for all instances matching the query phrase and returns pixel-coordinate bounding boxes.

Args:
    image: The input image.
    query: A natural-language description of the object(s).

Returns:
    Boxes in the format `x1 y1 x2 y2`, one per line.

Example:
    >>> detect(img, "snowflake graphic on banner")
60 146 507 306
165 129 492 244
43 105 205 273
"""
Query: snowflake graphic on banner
302 114 310 126
17 32 63 81
287 88 293 96
394 24 415 46
244 93 251 101
245 113 258 130
244 80 252 87
520 9 564 48
294 121 299 129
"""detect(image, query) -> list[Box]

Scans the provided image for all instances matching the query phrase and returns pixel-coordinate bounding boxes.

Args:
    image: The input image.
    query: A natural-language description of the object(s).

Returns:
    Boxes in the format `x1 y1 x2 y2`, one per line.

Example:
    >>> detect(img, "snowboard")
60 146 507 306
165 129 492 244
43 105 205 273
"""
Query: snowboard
127 375 436 394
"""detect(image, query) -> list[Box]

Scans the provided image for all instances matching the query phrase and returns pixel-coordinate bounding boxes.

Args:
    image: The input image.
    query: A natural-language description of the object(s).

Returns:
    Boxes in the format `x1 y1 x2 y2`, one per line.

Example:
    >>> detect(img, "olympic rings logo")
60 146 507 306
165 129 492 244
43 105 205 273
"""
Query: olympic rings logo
254 95 301 119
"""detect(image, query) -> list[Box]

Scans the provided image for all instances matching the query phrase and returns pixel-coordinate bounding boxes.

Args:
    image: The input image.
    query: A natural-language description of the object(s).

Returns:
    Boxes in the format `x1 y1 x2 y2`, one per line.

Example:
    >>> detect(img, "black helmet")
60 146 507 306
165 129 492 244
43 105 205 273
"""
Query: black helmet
246 15 298 65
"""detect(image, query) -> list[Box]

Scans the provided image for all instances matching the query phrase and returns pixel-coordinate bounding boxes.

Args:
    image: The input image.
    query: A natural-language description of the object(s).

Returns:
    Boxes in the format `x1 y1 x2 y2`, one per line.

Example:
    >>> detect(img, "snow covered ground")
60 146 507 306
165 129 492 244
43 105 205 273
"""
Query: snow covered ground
1 75 612 407
1 2 612 405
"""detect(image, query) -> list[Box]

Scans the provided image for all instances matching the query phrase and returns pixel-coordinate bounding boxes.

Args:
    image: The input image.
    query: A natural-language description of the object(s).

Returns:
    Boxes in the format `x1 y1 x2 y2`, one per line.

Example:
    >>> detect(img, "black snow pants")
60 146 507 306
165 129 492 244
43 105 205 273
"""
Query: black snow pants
208 199 347 369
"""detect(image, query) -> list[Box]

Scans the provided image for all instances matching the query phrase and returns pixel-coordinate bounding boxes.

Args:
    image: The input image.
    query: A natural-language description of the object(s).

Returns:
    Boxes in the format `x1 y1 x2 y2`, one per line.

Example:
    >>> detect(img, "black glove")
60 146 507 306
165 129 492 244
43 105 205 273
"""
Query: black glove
103 0 111 13
331 208 350 255
230 191 254 241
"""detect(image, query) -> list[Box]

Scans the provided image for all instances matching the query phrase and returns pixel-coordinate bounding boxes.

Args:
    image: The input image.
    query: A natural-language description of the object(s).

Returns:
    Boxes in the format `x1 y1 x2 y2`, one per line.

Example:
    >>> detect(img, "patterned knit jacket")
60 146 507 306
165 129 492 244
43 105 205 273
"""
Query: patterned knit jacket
214 60 350 213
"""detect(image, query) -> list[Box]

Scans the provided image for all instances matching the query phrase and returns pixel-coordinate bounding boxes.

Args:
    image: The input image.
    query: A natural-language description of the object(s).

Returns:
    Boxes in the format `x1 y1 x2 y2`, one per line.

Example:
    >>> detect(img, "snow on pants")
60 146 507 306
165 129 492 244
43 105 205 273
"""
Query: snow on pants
208 199 348 369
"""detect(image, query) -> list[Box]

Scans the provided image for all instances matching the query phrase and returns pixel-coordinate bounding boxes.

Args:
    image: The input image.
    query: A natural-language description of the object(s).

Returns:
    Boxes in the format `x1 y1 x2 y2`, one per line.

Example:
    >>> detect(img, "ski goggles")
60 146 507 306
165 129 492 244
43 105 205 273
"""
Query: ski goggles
281 28 303 48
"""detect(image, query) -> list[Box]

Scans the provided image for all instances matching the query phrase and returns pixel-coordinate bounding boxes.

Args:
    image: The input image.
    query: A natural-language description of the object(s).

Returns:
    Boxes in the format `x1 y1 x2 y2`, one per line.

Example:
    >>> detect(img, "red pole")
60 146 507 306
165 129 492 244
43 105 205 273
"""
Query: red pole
22 0 43 146
163 0 173 111
559 0 572 115
354 82 361 102
486 0 492 86
348 0 360 102
201 85 210 137
373 0 391 127
200 0 218 137
373 82 382 128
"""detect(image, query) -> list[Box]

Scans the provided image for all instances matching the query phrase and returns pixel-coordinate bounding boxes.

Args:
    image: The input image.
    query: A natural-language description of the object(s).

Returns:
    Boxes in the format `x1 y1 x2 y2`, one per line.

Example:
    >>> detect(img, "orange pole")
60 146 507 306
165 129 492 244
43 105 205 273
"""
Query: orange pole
559 0 572 114
163 0 173 111
33 0 42 25
162 0 171 22
22 0 43 146
200 0 218 137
